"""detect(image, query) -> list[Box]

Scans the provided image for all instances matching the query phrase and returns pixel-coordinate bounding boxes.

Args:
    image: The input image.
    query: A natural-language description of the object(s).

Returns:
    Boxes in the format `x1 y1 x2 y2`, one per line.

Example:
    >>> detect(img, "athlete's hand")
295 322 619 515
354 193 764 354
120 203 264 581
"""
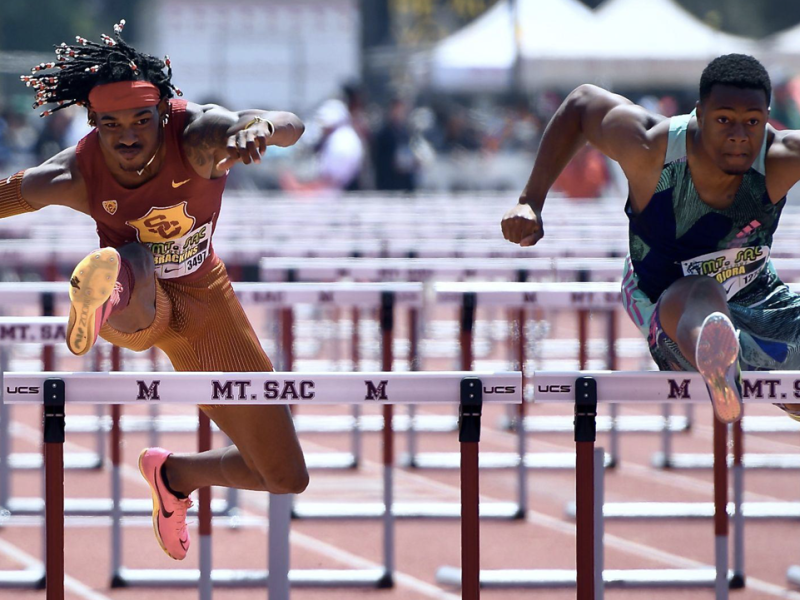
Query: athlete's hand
501 203 544 247
216 121 274 171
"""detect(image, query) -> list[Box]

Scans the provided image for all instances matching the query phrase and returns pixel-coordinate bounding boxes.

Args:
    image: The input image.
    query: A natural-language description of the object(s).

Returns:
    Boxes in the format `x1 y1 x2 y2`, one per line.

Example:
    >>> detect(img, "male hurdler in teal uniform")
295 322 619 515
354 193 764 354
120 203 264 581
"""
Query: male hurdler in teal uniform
502 54 800 423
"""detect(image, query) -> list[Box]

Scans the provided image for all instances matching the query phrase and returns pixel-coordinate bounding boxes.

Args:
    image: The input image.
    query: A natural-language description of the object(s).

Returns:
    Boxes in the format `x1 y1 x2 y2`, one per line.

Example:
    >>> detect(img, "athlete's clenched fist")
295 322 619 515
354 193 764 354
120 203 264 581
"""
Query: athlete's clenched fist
216 116 275 170
501 203 544 247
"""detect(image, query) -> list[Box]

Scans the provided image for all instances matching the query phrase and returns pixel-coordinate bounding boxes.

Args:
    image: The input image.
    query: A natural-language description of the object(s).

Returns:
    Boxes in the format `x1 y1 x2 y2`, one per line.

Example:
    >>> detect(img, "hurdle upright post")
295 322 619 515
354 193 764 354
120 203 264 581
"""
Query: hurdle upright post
110 346 123 587
731 415 745 589
379 290 395 588
713 417 730 599
43 378 65 600
460 377 483 600
198 410 213 600
574 376 597 600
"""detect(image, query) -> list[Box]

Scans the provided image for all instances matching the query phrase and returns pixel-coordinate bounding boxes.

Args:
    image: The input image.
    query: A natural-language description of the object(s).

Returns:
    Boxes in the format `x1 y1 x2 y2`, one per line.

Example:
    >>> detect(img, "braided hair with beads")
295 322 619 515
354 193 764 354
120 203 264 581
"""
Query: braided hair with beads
21 19 182 118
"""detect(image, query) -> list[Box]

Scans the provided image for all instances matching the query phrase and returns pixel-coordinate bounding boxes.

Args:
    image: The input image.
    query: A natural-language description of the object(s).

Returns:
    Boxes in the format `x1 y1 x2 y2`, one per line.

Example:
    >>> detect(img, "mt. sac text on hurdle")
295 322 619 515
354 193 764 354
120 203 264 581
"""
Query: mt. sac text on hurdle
210 379 316 401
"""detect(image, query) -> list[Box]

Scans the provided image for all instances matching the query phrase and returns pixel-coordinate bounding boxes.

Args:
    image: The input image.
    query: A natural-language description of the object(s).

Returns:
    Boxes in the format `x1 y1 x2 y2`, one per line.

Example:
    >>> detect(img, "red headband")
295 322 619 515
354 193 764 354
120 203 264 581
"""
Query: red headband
88 81 161 113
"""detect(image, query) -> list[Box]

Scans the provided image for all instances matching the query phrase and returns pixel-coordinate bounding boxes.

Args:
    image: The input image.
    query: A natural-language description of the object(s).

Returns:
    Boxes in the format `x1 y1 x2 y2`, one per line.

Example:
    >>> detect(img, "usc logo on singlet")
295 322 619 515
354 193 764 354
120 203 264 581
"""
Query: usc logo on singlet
126 202 197 243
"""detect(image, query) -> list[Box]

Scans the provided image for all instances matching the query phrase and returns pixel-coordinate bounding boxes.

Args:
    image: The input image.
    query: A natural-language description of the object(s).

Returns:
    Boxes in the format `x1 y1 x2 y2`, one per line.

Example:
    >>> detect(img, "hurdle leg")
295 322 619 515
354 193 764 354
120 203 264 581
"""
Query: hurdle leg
406 305 418 466
148 349 161 449
594 447 605 600
110 404 123 586
731 416 745 589
199 410 213 600
0 350 10 510
606 310 619 468
658 403 674 467
351 306 362 467
43 378 66 600
110 346 124 587
714 418 730 599
514 305 527 518
574 376 597 600
460 377 483 600
379 291 395 588
268 493 292 599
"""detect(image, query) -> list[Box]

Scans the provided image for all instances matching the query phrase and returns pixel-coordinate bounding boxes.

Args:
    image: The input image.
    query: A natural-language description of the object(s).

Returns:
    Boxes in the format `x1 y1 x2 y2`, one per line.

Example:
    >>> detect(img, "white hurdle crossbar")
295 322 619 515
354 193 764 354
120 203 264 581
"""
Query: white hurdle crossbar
3 370 520 600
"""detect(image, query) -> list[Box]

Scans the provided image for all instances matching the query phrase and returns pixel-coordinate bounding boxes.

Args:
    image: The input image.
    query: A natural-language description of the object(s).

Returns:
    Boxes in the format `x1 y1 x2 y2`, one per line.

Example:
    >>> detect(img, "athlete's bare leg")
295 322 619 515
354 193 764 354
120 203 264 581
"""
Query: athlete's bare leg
106 242 157 333
163 405 309 495
657 275 742 422
657 275 730 366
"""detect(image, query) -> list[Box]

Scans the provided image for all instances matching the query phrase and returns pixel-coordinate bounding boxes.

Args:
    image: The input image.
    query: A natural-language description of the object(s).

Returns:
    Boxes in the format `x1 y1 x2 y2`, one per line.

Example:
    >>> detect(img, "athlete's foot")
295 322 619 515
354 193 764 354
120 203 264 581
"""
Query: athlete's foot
138 447 192 560
66 248 123 356
696 312 742 424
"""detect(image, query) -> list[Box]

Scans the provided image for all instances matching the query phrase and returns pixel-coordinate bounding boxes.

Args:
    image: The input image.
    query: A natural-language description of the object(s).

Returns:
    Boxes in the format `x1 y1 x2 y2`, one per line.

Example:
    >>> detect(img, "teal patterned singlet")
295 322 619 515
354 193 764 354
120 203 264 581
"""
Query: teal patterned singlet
623 112 800 371
626 112 784 303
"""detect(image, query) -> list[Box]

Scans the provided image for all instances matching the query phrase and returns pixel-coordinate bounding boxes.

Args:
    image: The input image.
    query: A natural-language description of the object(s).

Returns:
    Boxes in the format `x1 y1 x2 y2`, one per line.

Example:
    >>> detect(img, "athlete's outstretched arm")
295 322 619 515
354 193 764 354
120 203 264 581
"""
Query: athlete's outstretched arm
0 148 89 217
183 103 305 177
765 127 800 203
501 84 663 246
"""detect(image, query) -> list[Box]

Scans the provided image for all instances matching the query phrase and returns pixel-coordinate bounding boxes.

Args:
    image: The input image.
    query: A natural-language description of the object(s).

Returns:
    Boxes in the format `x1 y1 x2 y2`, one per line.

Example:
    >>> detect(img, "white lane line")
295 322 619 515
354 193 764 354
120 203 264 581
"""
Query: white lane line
0 537 113 600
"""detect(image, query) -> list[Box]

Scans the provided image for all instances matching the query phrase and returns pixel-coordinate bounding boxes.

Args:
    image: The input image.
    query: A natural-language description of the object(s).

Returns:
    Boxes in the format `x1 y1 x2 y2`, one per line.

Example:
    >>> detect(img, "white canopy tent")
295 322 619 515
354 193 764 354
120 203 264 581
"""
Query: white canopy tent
583 0 762 88
428 0 597 91
762 21 800 73
427 0 761 92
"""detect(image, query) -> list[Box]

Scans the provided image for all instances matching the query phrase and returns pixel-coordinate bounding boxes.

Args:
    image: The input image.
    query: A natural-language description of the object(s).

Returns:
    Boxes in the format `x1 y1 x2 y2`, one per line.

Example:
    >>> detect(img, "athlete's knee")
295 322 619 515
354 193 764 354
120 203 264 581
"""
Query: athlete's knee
258 463 309 495
679 275 727 303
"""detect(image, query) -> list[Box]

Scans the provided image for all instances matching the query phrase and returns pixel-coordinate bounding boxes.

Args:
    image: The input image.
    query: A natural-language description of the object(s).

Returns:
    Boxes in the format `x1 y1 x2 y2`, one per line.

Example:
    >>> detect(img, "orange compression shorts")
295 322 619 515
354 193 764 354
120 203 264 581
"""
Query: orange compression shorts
99 260 274 376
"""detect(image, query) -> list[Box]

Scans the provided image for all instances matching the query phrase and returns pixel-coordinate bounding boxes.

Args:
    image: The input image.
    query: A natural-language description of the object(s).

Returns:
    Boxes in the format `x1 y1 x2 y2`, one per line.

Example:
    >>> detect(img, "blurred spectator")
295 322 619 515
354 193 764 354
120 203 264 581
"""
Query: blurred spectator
771 77 800 130
438 108 481 153
374 98 418 192
35 109 73 162
1 108 37 171
552 145 610 199
0 111 10 170
281 98 364 193
342 80 374 189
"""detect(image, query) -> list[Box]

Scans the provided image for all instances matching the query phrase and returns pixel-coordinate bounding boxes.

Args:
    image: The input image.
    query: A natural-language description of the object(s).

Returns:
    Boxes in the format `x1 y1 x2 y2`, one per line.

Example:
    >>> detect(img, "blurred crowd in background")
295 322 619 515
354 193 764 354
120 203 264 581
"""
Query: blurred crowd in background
4 79 800 198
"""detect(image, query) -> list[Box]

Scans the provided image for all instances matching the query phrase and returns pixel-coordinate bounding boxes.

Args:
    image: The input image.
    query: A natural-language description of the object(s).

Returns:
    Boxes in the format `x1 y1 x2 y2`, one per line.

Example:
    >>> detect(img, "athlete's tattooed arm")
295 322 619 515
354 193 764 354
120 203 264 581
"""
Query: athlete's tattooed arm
183 103 304 178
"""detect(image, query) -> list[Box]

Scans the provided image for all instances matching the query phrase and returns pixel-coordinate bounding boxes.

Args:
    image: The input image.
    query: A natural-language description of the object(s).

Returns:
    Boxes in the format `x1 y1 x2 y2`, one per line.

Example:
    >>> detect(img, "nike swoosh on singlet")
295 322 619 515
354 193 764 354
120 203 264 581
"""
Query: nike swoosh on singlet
154 468 174 518
172 179 191 188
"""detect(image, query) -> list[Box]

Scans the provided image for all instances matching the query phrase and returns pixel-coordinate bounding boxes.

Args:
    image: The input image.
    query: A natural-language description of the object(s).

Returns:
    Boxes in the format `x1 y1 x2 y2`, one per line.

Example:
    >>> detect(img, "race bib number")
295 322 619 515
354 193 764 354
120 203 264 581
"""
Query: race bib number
148 223 212 279
681 246 768 299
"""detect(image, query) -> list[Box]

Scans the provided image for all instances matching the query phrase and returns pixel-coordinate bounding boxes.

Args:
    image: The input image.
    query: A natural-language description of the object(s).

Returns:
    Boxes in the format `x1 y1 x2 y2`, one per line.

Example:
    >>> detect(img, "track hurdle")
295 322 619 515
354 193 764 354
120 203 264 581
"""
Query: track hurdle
425 281 619 470
3 370 520 600
438 370 800 598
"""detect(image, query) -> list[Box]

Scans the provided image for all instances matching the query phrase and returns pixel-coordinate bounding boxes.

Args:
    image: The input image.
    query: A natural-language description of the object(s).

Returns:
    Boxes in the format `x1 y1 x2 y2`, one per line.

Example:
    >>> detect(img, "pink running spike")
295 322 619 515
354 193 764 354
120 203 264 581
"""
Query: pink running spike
138 448 192 561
